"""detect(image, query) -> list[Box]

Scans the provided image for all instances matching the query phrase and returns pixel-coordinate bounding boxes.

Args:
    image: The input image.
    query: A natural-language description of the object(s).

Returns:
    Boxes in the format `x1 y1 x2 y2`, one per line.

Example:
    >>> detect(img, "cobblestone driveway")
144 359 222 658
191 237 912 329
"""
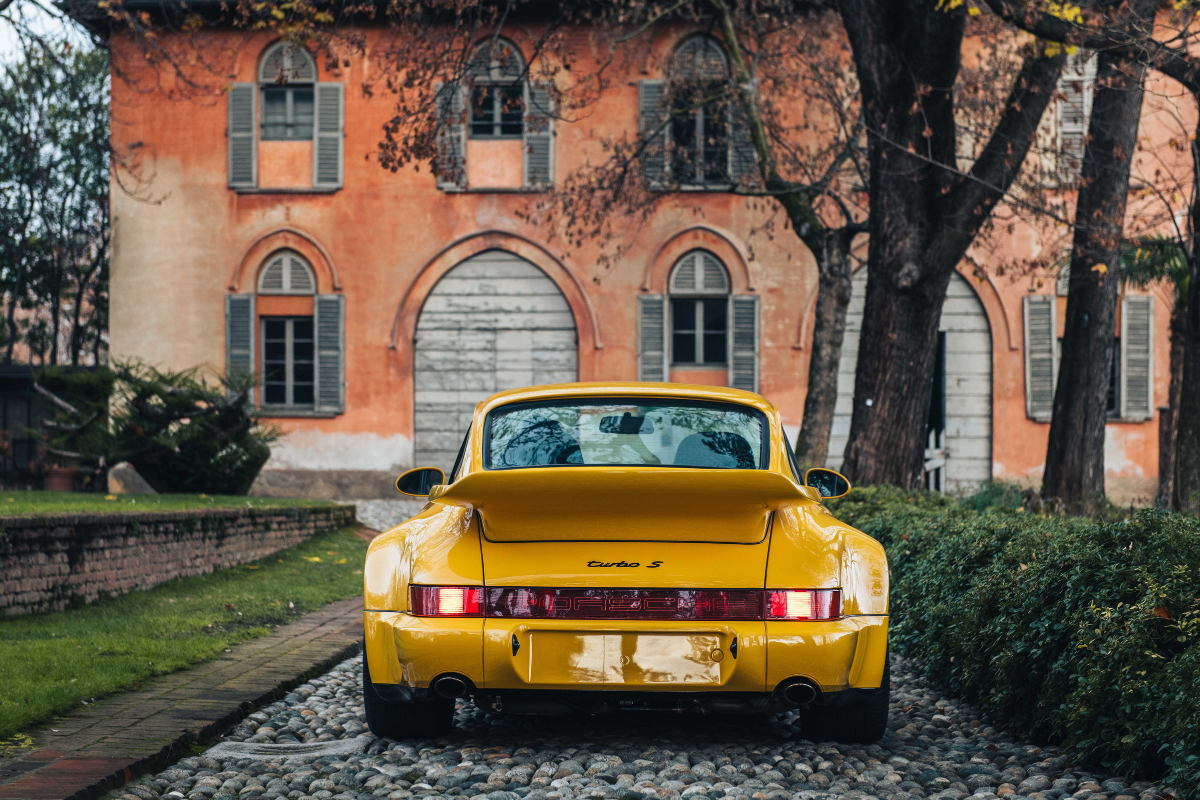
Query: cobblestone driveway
108 655 1167 800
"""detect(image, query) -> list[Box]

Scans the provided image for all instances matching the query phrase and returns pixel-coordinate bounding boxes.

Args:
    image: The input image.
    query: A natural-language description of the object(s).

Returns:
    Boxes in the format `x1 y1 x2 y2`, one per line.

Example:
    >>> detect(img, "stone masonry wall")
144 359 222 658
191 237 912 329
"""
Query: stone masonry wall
0 505 356 615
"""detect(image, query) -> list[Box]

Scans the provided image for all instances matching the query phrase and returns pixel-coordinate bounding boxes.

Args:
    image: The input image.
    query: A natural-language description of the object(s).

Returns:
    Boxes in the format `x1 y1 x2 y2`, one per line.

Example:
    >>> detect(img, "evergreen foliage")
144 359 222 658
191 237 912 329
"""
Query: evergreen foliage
35 361 277 494
829 486 1200 794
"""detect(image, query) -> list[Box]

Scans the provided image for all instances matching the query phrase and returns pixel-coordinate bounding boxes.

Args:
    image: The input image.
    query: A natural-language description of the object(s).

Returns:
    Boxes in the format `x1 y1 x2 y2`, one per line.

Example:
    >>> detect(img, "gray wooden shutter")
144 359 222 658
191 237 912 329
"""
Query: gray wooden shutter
1024 295 1057 421
435 81 467 190
1120 294 1154 420
314 83 343 189
729 295 759 392
638 80 667 189
638 294 668 382
524 82 554 188
228 83 256 188
729 81 758 183
1056 53 1095 183
226 294 256 403
314 294 345 414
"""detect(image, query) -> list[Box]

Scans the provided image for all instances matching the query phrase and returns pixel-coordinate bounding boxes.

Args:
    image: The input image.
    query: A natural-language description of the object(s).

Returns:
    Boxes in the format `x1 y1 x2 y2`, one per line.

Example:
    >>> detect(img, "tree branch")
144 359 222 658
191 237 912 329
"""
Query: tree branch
981 0 1200 92
33 382 81 416
939 42 1067 250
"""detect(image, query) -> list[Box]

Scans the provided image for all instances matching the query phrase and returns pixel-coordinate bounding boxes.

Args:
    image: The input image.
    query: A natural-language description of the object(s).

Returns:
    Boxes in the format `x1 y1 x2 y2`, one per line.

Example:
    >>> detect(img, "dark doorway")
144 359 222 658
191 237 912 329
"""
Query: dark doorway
924 332 946 491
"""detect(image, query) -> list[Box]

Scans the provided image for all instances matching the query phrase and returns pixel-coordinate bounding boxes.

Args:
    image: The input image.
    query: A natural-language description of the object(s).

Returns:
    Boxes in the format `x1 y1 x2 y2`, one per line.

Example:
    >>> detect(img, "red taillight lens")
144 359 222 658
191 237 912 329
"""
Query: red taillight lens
766 589 841 620
410 586 482 616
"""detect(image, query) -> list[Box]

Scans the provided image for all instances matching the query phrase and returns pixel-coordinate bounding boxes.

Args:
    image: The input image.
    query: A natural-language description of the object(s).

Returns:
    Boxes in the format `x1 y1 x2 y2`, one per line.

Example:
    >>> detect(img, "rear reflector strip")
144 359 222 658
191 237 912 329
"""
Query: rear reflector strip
481 588 841 621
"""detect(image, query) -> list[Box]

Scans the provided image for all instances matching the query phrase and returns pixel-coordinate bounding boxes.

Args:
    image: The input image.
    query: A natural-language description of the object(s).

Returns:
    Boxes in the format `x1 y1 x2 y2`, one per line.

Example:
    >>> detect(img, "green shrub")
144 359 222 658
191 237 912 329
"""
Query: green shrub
827 491 1200 794
34 360 277 495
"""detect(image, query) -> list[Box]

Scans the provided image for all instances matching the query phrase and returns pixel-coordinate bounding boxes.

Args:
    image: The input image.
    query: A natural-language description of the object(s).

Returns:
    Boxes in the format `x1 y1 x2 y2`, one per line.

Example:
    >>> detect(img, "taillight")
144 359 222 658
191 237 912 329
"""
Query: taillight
410 586 482 617
766 589 840 620
410 586 840 620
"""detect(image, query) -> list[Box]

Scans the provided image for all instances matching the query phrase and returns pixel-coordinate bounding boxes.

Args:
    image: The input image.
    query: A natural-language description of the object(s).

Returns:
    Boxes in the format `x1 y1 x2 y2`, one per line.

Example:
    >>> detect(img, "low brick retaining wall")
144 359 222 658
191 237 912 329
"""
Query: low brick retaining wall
0 505 356 615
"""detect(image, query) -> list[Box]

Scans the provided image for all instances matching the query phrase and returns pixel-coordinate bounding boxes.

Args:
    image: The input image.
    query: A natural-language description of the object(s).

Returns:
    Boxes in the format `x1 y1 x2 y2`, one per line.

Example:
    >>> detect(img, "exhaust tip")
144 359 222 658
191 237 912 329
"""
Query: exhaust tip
432 675 468 699
782 681 817 706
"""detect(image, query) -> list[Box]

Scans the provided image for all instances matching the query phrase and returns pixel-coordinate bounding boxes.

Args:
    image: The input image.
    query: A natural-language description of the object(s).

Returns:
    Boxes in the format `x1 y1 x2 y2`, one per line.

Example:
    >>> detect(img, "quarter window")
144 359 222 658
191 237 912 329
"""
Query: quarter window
263 317 315 407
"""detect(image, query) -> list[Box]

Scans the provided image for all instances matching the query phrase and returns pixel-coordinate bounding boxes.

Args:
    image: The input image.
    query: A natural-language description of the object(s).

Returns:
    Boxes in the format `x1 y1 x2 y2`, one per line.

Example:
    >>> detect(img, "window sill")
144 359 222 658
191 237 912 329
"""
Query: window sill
439 186 549 194
671 364 729 370
652 183 736 193
234 187 341 195
257 406 340 418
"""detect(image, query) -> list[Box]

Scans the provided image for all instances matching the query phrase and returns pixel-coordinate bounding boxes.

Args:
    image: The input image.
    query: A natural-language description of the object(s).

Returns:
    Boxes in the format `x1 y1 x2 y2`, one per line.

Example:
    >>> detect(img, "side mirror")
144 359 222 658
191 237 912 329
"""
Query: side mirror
396 467 446 498
804 467 851 499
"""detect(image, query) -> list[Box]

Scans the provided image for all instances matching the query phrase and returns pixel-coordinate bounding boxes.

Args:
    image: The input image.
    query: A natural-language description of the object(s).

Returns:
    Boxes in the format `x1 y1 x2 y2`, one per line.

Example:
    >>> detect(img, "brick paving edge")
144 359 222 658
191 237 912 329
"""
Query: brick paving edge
63 639 363 800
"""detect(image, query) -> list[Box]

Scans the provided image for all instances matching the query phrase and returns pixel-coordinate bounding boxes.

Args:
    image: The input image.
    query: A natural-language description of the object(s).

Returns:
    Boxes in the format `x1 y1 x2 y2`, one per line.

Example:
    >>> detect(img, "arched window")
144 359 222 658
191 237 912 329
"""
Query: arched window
259 42 317 140
669 250 730 366
257 250 316 294
256 250 316 408
670 37 730 185
468 38 526 139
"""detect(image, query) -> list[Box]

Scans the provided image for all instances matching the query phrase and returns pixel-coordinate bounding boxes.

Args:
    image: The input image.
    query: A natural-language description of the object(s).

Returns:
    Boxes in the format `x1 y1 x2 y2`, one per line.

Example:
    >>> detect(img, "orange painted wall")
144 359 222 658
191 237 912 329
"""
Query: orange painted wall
105 24 1183 501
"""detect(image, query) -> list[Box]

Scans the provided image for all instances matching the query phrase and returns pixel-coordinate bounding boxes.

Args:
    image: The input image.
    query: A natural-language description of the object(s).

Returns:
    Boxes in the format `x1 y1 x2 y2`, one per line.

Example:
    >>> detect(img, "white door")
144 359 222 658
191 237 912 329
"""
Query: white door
413 250 578 472
828 270 992 494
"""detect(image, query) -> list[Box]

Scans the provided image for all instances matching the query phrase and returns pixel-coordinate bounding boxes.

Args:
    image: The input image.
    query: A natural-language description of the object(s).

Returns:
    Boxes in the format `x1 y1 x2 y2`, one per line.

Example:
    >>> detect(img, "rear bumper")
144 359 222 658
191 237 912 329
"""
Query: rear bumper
364 611 887 707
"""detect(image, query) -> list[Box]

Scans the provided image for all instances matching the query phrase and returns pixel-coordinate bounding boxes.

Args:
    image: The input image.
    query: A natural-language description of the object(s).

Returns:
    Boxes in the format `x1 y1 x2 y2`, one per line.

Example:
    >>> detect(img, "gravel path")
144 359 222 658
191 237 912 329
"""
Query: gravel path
340 500 427 533
107 655 1170 800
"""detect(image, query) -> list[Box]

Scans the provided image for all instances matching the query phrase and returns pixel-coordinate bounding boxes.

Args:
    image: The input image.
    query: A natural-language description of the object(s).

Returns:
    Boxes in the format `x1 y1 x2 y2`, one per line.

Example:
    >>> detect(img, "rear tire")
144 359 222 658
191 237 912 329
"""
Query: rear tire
362 648 455 739
800 650 890 743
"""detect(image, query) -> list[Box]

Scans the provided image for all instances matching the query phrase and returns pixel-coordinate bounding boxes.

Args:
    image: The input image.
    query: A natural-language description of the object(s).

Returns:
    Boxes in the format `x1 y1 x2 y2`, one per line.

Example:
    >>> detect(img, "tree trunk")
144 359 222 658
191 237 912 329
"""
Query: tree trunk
1175 263 1200 509
795 231 854 468
1042 48 1149 512
837 0 1064 487
1173 126 1200 511
1158 290 1185 507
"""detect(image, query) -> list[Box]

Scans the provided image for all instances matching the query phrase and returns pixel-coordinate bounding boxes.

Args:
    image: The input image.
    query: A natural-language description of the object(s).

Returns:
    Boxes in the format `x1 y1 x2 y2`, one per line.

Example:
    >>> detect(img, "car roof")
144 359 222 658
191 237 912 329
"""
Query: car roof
475 382 779 419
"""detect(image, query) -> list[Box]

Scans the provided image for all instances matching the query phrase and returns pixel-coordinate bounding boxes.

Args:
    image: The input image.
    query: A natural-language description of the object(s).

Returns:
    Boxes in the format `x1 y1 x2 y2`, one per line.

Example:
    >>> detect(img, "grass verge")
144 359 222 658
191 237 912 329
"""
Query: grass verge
0 491 338 516
0 525 368 739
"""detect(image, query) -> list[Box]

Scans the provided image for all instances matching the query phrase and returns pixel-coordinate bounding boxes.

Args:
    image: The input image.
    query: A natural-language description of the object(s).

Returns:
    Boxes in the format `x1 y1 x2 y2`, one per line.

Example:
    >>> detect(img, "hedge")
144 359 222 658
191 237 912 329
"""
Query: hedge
827 486 1200 795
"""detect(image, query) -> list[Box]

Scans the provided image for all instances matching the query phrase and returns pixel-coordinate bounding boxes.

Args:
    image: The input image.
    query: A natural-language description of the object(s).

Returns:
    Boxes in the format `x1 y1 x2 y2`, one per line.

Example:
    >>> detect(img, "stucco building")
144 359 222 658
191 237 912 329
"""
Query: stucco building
100 25 1172 502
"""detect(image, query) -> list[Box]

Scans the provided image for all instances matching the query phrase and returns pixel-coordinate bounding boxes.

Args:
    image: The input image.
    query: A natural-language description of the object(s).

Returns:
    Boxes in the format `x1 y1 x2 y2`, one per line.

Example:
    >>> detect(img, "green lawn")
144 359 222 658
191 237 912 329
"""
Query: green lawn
0 491 337 516
0 526 368 739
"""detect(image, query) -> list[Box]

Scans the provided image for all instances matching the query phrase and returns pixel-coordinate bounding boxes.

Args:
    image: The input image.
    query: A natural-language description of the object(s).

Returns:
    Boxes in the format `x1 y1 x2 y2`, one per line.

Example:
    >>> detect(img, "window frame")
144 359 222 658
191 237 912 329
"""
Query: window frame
260 85 314 141
670 296 729 368
670 95 730 186
469 83 525 140
261 316 316 410
481 397 771 471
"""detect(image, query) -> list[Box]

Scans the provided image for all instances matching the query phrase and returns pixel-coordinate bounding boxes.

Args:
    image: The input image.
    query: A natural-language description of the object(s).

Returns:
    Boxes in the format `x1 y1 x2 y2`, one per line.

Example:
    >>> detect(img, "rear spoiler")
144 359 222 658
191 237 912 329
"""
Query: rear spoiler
429 467 818 543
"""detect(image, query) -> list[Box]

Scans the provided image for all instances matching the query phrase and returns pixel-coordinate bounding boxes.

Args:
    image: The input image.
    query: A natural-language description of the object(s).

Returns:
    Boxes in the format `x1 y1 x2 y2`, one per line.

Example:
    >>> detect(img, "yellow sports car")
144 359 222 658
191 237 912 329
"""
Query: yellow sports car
362 383 889 741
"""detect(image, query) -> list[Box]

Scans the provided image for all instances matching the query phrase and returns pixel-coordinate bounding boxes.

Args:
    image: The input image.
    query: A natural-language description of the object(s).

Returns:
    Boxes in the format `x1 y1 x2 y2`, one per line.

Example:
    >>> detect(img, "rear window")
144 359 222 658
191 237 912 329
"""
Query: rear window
485 398 768 470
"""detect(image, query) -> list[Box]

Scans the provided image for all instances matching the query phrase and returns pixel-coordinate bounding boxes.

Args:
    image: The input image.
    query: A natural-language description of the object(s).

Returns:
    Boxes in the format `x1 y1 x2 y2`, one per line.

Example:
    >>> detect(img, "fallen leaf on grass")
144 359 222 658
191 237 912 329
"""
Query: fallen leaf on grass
105 495 116 501
302 556 321 563
337 558 347 564
244 565 260 570
225 603 235 610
